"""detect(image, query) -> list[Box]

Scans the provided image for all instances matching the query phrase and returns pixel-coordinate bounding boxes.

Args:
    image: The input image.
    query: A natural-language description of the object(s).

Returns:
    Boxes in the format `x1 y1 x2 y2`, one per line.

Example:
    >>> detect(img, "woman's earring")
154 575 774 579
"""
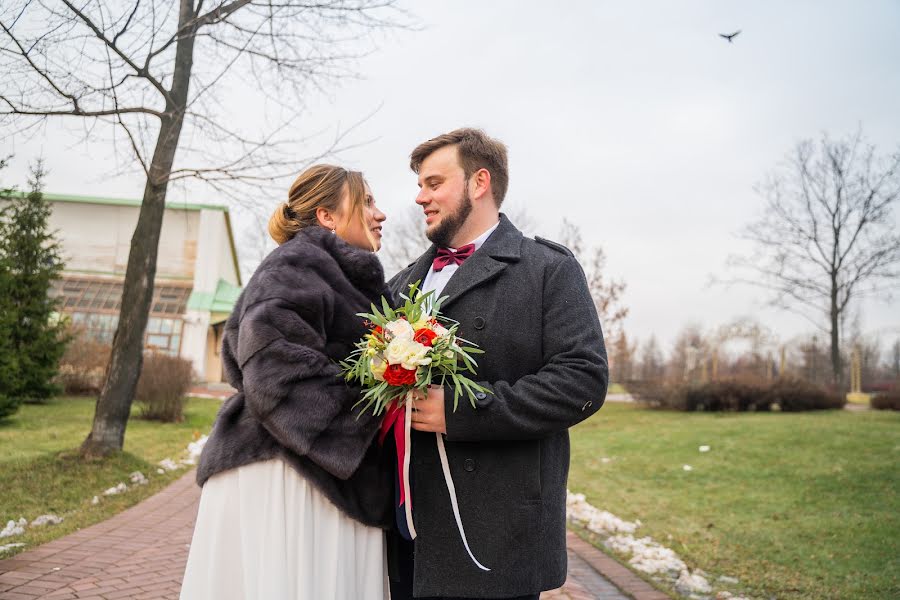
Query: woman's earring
331 228 336 234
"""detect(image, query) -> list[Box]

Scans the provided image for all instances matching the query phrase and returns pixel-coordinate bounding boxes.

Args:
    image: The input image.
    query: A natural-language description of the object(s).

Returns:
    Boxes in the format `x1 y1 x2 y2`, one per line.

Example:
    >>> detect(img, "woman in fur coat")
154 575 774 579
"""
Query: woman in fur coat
180 165 392 600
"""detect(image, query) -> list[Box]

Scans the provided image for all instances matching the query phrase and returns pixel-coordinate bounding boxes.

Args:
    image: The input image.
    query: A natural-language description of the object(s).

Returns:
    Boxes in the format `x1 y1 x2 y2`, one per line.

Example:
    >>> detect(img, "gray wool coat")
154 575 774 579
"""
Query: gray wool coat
387 215 609 598
196 225 394 529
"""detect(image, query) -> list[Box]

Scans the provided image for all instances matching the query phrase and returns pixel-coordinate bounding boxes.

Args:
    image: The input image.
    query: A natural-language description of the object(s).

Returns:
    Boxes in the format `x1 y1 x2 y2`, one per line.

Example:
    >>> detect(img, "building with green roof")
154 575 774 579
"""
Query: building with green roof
44 192 243 382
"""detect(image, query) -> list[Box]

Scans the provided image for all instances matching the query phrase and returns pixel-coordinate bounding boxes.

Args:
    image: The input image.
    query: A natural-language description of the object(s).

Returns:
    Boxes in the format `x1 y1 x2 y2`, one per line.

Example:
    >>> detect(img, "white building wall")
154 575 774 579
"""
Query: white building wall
49 202 199 282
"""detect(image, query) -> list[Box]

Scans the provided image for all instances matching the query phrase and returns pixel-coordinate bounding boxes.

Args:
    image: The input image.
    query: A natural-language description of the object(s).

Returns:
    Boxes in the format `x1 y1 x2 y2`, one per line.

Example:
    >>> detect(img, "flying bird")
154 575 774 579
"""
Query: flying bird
719 30 741 43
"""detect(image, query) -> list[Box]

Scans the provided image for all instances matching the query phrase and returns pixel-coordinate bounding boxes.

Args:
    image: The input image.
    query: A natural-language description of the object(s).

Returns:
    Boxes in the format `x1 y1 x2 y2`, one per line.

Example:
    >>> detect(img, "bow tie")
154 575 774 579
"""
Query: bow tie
432 244 475 272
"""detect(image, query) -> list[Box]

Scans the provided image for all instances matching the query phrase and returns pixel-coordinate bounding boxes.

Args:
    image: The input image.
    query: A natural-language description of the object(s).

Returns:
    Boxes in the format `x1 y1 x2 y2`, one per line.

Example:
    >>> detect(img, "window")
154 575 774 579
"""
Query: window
52 277 190 356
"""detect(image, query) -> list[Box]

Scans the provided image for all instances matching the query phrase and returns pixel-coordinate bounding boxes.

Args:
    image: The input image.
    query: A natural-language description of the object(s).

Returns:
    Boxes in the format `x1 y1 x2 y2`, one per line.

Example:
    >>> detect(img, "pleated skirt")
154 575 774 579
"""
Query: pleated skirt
180 458 388 600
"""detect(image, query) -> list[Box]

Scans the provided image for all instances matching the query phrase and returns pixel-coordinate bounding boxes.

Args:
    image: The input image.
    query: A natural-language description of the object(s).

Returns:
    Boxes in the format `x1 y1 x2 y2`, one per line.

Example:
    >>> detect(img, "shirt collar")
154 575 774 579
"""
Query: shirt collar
451 220 500 253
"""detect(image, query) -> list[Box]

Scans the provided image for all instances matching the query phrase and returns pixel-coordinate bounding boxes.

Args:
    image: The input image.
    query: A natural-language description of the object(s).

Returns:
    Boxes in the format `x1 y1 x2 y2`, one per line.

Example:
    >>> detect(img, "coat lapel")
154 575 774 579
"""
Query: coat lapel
438 214 522 311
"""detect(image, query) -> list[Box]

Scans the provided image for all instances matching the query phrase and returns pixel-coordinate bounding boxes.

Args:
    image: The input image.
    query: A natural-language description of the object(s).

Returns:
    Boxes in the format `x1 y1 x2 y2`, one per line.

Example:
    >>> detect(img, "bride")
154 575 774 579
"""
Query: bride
180 164 392 600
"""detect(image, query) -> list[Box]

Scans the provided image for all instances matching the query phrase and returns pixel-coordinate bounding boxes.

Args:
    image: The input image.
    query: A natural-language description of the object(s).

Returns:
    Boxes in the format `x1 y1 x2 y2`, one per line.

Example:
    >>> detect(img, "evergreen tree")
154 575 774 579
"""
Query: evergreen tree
0 160 68 407
0 158 22 418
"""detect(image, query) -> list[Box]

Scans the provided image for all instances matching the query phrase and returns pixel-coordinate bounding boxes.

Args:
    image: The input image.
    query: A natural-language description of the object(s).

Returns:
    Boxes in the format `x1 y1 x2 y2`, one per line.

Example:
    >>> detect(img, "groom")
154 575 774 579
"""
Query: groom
387 128 609 599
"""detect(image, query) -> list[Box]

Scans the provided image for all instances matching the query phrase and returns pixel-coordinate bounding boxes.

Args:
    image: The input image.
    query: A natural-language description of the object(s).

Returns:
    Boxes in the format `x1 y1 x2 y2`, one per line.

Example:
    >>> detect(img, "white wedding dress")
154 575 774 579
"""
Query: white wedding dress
180 458 389 600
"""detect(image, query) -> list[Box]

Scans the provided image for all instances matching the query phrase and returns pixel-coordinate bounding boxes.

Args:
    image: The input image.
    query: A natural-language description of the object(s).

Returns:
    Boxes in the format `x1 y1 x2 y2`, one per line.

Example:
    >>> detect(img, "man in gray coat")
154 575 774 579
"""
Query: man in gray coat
387 128 608 599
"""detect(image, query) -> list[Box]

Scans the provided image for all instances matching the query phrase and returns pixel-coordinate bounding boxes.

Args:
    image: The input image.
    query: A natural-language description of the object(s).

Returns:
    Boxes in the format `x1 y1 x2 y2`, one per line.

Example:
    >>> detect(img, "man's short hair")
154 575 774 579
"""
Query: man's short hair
410 128 509 206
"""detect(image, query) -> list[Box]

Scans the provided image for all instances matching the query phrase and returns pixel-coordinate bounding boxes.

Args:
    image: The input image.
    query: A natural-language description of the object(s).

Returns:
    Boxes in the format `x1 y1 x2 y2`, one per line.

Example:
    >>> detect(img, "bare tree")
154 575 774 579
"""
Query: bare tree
1 0 405 456
609 330 637 383
727 131 900 387
889 339 900 379
559 219 628 338
380 205 431 276
638 335 665 382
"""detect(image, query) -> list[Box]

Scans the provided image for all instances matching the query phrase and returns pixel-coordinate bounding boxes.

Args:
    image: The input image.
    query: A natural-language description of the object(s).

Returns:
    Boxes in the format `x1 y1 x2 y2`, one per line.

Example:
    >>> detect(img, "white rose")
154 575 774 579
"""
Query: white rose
433 323 450 337
385 319 414 341
385 337 432 370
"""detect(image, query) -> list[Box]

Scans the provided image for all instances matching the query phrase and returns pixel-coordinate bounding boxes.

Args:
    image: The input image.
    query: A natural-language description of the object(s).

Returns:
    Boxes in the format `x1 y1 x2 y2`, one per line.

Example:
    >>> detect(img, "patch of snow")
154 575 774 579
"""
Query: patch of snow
91 496 100 505
0 518 27 539
182 435 208 466
0 542 25 554
30 515 63 527
566 493 638 534
102 482 127 496
699 445 711 452
683 464 694 471
676 569 712 595
129 471 149 485
158 458 181 472
567 490 746 600
718 575 739 585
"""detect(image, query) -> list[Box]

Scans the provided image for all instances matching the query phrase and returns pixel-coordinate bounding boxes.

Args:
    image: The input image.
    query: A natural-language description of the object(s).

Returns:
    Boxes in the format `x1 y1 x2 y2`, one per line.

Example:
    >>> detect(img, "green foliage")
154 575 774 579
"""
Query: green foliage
0 158 21 419
340 280 489 416
0 160 69 415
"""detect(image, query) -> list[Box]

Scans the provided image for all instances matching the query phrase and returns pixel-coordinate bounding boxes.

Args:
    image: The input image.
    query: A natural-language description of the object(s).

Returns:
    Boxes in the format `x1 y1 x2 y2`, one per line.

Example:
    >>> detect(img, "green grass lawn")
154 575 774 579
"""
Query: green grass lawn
569 402 900 599
607 383 628 395
0 396 220 558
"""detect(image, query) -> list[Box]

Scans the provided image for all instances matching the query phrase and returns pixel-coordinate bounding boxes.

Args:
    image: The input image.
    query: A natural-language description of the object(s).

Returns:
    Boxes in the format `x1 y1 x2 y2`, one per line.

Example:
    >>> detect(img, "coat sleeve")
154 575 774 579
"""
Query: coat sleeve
237 294 381 480
444 255 609 442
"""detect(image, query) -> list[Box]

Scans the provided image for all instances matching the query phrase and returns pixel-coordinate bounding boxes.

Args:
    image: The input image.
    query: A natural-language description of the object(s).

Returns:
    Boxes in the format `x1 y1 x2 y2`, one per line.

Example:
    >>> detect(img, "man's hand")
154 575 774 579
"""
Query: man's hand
410 386 446 433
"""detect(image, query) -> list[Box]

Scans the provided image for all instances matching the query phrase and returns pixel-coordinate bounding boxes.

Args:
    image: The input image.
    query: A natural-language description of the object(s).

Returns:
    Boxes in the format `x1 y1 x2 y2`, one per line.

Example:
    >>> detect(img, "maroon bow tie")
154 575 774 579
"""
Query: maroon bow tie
432 244 475 272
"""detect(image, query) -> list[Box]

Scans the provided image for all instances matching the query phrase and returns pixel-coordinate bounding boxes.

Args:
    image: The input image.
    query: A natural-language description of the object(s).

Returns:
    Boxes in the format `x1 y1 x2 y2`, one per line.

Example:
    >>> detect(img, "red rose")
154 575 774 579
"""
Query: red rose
413 327 438 347
384 363 418 386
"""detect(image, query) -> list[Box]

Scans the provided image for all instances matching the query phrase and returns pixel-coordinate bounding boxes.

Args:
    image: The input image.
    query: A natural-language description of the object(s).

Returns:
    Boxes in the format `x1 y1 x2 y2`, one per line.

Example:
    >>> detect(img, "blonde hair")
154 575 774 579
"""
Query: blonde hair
268 164 369 245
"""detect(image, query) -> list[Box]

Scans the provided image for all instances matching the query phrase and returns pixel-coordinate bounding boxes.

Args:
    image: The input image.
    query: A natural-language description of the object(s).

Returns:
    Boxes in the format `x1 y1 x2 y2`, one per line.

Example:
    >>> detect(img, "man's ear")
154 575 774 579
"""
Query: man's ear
470 168 492 202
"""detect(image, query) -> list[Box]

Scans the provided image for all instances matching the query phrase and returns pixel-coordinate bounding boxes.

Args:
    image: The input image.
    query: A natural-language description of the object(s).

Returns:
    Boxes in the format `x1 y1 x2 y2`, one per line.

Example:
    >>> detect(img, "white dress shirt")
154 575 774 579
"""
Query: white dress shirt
421 221 500 298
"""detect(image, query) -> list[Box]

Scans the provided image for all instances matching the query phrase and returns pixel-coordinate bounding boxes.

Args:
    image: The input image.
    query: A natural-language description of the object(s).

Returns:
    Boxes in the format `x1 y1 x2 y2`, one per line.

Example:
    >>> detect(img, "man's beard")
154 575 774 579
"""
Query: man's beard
426 189 473 248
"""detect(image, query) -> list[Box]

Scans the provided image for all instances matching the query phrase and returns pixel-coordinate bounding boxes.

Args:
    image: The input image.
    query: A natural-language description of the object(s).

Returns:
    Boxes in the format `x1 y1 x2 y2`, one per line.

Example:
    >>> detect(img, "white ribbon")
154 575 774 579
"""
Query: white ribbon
402 394 417 539
435 431 491 571
402 393 491 571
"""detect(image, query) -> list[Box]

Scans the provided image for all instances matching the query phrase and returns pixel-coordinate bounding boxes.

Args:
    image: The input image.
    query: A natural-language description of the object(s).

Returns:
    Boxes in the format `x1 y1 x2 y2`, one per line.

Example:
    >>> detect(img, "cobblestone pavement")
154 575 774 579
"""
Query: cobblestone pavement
1 471 668 600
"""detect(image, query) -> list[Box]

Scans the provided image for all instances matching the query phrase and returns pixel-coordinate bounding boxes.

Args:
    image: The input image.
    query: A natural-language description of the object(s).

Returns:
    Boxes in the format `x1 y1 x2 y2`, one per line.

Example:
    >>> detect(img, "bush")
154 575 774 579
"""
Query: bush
871 391 900 411
765 377 846 411
632 377 844 412
135 352 193 422
56 326 112 394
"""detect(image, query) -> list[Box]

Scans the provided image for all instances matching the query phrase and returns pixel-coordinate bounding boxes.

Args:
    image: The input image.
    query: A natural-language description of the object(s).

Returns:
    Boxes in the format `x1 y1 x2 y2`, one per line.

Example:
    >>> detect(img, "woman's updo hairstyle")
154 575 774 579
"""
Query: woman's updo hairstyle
268 164 368 245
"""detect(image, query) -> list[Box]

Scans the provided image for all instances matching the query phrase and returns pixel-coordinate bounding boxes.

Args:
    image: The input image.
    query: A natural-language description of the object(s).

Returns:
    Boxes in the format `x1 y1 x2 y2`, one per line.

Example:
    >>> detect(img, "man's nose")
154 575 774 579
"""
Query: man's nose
415 189 429 205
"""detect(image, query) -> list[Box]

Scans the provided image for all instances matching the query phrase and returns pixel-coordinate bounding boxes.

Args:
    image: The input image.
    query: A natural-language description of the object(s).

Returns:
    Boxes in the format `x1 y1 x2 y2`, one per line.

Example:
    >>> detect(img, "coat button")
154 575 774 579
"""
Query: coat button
464 458 476 472
475 391 487 401
473 316 485 330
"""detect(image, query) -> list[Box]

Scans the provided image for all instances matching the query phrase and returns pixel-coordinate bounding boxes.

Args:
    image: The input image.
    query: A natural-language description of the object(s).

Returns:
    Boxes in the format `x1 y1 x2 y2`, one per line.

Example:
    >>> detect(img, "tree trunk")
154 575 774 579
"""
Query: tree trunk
829 277 843 390
81 2 197 457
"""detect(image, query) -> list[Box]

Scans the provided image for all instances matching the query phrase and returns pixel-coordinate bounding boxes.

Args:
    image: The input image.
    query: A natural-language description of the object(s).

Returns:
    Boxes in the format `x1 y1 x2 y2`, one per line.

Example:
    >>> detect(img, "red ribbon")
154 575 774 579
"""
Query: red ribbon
378 399 408 507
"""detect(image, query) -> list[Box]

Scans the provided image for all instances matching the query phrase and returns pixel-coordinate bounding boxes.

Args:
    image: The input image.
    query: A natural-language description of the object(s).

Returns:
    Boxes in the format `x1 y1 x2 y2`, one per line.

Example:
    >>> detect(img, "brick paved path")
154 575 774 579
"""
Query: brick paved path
0 471 667 600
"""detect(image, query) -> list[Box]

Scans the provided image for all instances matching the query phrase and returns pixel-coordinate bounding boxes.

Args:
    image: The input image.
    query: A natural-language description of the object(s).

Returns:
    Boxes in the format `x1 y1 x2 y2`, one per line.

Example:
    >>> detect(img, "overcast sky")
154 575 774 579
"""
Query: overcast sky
4 0 900 353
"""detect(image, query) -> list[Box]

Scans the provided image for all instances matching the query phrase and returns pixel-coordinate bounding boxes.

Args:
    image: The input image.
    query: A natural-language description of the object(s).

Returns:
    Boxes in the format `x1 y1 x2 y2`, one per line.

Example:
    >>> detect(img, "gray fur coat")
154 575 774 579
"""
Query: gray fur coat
196 225 394 528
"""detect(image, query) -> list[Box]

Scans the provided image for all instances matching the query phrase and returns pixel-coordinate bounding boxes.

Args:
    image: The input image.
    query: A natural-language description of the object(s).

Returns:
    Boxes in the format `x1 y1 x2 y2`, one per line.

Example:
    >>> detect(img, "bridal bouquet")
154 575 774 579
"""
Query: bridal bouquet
340 281 489 416
340 281 492 571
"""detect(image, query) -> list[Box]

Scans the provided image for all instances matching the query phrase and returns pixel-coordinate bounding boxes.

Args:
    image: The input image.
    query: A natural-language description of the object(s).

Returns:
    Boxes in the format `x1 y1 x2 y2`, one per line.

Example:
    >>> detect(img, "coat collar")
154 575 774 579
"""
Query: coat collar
402 213 522 309
291 225 386 299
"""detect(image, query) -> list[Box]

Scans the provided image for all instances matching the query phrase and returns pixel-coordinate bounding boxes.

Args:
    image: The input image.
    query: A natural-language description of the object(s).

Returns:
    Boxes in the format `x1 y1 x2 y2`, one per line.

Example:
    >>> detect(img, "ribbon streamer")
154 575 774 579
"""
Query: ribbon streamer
402 394 417 539
435 431 491 571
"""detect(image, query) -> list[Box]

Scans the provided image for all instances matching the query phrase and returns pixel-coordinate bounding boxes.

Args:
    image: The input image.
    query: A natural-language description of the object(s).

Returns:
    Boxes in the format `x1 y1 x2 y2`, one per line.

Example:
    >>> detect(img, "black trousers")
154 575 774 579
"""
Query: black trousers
388 535 539 600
